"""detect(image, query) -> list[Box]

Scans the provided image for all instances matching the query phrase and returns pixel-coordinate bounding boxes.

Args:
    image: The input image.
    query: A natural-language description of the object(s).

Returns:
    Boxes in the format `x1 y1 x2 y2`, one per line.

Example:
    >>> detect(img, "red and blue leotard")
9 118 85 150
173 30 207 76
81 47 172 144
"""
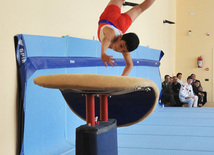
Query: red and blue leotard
97 5 132 42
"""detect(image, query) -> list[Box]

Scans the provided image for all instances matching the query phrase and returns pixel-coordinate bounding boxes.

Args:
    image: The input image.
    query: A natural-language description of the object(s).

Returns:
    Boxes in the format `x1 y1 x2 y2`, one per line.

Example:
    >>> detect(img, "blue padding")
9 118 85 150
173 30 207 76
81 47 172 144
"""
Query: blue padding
21 56 160 82
134 46 164 61
66 36 99 57
15 34 164 155
21 34 67 57
118 107 214 155
23 69 85 155
76 119 118 155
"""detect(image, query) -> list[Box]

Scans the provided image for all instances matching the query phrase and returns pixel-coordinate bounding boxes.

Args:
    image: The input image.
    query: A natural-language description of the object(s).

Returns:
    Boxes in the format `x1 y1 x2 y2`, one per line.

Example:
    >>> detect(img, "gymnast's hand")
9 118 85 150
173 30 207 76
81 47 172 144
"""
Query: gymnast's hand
101 53 117 67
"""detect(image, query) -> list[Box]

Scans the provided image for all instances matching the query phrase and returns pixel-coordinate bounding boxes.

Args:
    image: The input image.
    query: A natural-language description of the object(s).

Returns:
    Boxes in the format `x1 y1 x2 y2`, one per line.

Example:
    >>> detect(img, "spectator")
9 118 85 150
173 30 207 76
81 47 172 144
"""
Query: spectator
190 74 198 84
161 75 176 106
170 76 173 83
177 73 183 85
179 76 198 107
190 73 207 104
191 73 202 89
171 76 182 106
192 80 207 107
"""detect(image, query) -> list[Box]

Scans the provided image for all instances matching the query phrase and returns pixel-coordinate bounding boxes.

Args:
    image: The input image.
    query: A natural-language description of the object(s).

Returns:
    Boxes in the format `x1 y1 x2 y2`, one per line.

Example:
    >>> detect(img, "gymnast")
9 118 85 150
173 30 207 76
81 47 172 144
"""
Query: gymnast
98 0 155 76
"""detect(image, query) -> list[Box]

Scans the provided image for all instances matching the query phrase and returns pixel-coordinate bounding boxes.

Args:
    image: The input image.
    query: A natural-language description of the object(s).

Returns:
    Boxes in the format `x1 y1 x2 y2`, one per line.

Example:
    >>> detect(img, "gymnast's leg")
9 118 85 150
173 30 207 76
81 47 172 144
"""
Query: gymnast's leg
107 0 125 8
125 0 155 22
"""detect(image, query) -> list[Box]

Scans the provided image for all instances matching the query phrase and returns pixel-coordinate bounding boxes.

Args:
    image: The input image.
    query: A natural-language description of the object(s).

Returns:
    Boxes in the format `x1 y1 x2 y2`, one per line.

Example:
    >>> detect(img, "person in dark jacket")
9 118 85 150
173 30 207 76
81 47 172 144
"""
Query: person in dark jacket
171 76 182 106
161 75 176 106
192 80 207 106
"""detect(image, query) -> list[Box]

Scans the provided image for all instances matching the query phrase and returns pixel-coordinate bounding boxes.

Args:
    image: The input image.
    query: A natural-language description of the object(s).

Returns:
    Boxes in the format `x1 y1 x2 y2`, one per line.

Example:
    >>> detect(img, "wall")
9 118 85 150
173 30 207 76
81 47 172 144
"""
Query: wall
0 0 176 154
176 0 214 102
127 0 176 77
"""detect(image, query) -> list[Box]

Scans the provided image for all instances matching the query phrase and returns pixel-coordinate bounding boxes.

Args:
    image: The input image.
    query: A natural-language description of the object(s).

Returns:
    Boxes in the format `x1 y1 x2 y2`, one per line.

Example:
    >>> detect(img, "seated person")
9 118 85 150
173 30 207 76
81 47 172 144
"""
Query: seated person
161 75 176 106
179 76 198 107
171 76 182 106
170 76 173 83
177 72 183 85
191 74 207 104
192 80 207 106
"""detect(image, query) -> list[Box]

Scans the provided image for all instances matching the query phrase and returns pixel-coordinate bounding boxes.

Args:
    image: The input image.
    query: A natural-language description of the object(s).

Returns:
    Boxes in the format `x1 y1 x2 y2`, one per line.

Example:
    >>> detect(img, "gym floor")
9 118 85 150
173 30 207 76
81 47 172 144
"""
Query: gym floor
117 105 214 155
203 102 214 107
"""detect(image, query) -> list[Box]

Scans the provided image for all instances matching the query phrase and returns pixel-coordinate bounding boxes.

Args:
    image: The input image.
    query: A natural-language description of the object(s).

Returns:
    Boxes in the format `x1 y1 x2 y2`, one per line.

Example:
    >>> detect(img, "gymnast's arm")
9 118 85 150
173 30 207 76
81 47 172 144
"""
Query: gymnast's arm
121 52 133 76
101 27 117 67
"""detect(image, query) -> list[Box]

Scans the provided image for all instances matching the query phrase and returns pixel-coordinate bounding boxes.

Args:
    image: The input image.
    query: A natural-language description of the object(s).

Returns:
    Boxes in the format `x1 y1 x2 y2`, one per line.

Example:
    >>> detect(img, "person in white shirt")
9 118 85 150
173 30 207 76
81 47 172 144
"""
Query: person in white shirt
179 76 198 107
177 72 183 85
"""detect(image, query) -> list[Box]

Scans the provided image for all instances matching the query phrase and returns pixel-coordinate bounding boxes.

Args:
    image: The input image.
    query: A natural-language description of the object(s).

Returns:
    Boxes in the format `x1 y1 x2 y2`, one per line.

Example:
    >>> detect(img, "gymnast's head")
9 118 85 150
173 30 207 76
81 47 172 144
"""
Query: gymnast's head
122 33 140 52
112 33 140 53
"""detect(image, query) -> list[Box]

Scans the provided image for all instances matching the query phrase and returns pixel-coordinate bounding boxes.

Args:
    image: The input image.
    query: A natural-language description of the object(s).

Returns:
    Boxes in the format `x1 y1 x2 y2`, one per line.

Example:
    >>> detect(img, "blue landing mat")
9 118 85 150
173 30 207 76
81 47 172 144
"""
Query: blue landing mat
117 107 214 155
15 34 164 155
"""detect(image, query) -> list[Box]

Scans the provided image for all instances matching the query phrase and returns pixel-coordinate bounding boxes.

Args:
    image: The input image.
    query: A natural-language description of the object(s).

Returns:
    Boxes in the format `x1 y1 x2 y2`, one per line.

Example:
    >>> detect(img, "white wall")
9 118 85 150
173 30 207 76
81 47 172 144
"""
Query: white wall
176 0 214 102
0 0 176 154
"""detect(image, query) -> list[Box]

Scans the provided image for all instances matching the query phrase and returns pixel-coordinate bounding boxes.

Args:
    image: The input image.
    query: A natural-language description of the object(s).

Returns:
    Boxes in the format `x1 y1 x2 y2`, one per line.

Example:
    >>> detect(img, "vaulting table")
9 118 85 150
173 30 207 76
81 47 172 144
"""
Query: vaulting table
34 74 159 155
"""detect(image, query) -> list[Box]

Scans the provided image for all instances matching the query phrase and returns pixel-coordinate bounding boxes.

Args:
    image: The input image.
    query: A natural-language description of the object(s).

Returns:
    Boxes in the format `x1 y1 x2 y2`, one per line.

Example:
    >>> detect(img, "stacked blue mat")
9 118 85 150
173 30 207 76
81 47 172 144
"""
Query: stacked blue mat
15 34 164 155
118 107 214 155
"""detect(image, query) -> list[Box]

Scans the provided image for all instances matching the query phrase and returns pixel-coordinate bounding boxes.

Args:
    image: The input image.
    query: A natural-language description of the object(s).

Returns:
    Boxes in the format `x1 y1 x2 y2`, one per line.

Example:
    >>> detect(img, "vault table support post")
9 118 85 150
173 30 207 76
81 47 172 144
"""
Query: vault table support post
86 94 95 126
100 95 108 122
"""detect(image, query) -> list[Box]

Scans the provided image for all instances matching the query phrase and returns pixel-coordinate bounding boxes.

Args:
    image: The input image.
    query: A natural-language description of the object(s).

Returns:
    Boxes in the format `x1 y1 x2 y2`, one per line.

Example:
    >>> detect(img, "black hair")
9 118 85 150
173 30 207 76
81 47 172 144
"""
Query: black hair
121 33 139 52
164 75 170 79
187 76 193 80
195 80 200 83
176 73 182 77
